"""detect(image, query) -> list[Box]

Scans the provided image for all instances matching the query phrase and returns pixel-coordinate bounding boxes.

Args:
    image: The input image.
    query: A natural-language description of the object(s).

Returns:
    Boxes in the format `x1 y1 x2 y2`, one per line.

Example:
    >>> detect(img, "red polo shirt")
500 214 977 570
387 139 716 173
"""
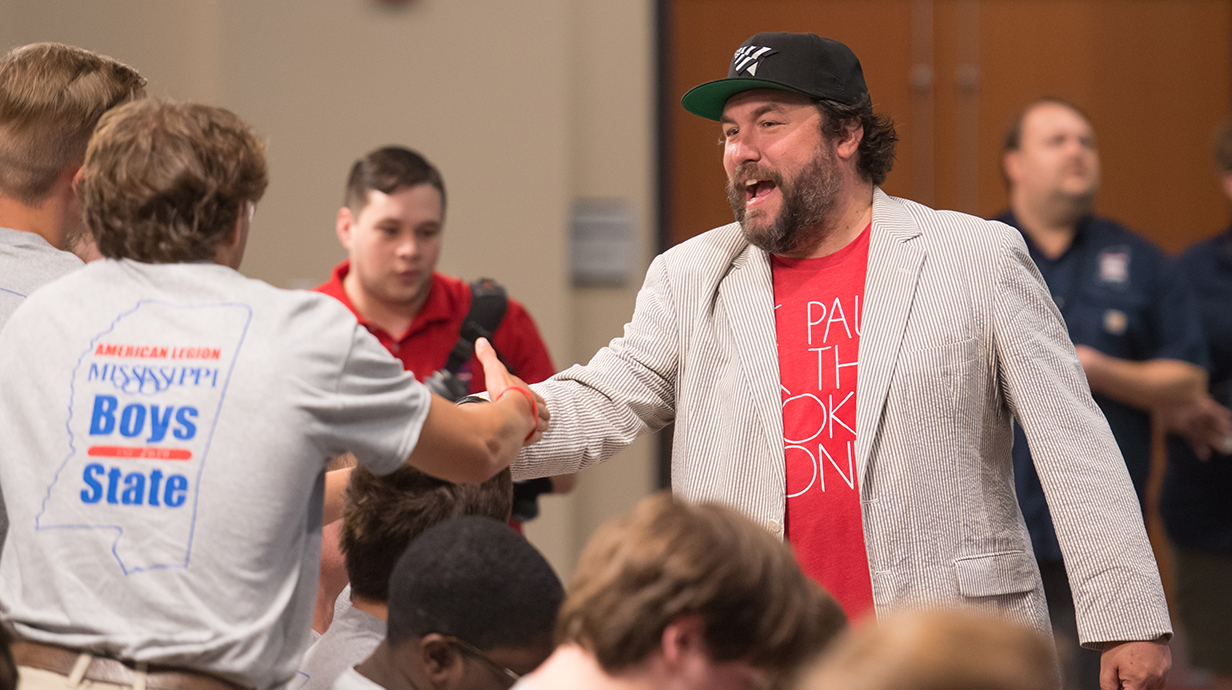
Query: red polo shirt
314 261 556 390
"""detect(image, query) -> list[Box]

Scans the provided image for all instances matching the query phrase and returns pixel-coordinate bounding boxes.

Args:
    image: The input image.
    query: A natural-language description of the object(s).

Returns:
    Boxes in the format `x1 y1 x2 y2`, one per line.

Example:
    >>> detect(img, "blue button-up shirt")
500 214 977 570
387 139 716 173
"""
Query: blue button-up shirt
1161 225 1232 554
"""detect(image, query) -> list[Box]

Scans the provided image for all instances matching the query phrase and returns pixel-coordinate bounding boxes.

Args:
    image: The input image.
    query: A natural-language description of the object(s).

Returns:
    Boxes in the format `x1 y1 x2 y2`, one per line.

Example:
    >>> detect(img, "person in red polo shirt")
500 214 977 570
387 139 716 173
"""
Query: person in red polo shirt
315 146 555 395
312 146 572 632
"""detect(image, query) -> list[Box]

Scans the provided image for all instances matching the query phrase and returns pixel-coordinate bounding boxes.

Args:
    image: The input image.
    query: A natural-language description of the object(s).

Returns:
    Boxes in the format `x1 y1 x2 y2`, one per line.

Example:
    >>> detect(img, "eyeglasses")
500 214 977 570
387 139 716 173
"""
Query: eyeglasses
441 635 521 687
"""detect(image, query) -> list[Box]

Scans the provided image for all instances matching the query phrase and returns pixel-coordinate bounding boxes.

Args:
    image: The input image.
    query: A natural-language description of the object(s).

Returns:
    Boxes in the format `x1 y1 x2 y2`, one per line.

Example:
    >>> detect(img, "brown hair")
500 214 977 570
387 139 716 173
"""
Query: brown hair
799 609 1055 690
79 100 267 263
0 43 145 204
344 145 446 214
340 464 513 602
558 492 847 678
816 96 898 187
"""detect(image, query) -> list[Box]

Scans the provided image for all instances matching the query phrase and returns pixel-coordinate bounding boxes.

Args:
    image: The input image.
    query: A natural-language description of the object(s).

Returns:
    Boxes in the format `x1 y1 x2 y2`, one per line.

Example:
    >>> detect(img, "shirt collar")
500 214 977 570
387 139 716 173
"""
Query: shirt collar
324 260 456 340
998 209 1092 263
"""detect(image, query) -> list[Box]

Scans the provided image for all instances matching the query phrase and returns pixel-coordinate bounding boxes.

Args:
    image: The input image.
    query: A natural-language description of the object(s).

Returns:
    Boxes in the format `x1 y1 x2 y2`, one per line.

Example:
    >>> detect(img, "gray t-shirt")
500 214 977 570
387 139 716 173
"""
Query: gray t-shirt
0 259 430 690
0 226 83 329
329 668 385 690
0 227 83 560
298 586 385 690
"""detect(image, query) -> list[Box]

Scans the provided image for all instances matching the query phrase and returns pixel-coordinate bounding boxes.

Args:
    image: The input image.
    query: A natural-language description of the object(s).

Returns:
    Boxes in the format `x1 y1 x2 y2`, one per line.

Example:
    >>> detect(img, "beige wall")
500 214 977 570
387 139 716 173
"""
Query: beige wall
0 0 658 580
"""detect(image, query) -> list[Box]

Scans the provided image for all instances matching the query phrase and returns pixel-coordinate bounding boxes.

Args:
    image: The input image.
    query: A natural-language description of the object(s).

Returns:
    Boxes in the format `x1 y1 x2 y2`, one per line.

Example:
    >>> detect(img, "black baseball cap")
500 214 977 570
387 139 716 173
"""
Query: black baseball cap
681 32 869 121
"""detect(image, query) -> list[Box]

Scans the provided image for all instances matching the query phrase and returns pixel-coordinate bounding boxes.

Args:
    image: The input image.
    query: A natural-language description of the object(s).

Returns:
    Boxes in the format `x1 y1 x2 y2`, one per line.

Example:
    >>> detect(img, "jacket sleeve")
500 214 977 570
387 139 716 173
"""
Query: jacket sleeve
512 255 680 480
991 229 1172 646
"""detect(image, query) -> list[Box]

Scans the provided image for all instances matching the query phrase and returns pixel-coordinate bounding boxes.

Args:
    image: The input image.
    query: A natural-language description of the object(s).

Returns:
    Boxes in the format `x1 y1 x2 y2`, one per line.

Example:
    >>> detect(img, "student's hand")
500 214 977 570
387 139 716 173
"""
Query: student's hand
476 338 550 442
1100 639 1170 690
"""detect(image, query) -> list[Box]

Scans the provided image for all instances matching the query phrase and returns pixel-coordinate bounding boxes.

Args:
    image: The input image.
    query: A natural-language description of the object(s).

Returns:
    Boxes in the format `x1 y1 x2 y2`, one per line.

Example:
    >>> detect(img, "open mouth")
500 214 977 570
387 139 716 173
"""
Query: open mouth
745 179 778 204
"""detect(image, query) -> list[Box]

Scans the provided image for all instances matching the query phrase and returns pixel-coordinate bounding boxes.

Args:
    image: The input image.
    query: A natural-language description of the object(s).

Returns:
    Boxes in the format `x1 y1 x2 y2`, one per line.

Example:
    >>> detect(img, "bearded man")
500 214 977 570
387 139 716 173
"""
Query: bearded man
507 32 1173 689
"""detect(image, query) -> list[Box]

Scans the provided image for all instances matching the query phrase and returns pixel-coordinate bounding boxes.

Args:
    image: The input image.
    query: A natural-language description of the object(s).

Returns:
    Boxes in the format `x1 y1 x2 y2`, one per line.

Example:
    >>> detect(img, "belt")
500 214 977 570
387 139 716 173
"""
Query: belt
12 641 252 690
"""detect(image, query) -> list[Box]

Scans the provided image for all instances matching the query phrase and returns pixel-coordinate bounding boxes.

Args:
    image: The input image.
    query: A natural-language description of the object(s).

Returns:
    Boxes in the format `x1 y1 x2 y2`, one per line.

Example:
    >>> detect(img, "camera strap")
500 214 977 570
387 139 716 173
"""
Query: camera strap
441 278 512 376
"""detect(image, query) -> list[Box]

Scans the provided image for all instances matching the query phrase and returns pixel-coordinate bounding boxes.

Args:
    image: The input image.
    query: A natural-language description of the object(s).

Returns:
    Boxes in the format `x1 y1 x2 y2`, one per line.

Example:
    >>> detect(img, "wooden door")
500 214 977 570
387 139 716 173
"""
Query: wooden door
663 0 1232 253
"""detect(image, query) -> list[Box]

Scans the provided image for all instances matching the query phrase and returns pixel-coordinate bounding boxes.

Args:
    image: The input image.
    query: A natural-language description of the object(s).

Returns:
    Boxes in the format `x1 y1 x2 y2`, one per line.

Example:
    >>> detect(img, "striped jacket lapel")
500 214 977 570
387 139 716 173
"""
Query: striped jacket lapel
719 242 784 467
856 190 925 489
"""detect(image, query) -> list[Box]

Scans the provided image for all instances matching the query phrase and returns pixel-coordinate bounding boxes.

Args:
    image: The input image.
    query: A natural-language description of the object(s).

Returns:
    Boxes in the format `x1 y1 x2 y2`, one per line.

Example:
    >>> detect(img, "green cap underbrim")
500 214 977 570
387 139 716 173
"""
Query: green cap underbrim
680 77 814 121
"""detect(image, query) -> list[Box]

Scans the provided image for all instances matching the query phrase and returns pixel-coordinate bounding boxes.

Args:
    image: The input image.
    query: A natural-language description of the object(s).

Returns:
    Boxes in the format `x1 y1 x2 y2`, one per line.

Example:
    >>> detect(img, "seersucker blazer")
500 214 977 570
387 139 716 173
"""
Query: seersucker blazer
515 188 1171 645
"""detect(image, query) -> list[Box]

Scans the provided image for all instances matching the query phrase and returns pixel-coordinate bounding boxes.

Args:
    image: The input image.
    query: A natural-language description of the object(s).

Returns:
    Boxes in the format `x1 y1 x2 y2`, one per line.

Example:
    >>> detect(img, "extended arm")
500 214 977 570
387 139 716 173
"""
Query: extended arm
515 255 681 479
1076 346 1206 410
407 338 548 483
323 465 353 525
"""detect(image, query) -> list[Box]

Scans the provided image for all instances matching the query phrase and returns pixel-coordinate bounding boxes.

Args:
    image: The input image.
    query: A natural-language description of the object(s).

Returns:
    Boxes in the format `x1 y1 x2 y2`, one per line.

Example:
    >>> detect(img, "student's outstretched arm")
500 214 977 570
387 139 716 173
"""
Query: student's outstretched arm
408 338 548 483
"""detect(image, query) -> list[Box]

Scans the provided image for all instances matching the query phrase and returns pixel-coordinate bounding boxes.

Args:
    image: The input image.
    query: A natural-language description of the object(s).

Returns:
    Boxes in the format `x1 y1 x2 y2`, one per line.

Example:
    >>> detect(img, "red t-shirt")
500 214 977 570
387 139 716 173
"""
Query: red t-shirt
314 261 556 389
772 225 874 621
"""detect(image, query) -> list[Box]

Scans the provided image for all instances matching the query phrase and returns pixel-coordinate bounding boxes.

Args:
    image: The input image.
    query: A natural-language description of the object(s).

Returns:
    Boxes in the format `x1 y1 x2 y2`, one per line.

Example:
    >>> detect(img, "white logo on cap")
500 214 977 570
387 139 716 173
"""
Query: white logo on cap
733 45 776 76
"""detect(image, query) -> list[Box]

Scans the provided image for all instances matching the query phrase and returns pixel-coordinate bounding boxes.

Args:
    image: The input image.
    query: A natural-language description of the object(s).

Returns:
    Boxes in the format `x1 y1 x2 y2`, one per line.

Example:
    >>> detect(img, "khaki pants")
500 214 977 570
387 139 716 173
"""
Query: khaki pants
19 660 134 690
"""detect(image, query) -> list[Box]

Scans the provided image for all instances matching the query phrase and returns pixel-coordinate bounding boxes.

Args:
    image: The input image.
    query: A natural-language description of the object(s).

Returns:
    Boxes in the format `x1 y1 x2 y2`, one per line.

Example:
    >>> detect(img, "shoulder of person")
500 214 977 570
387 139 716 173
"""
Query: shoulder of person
1177 229 1229 272
653 221 756 292
881 192 1019 259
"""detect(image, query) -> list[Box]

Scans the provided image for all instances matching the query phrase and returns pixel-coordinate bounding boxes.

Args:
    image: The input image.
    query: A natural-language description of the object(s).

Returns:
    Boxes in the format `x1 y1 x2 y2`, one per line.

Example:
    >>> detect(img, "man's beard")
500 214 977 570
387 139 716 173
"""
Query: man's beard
726 146 840 256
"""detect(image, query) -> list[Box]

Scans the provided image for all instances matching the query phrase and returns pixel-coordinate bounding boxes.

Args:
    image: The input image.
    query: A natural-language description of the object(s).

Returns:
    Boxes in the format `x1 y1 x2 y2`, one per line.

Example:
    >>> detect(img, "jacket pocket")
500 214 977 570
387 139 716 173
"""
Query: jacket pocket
953 550 1037 597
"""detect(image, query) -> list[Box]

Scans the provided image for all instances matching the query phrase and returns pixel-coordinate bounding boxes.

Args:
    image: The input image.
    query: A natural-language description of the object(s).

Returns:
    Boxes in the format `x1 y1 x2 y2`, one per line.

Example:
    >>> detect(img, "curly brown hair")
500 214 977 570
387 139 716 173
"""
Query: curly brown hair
817 96 898 187
0 42 145 205
557 492 847 679
79 99 267 263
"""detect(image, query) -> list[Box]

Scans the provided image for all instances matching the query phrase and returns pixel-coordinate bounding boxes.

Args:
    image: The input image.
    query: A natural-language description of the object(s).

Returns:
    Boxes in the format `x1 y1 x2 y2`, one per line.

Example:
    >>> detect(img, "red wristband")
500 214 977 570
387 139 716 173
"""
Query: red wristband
496 385 538 442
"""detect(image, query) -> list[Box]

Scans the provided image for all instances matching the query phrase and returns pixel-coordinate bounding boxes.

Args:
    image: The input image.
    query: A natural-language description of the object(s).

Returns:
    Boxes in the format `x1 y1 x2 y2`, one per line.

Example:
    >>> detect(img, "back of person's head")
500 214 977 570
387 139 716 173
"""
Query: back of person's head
344 145 446 214
799 608 1056 690
0 42 145 205
79 99 267 263
385 516 563 652
557 492 847 678
341 464 513 603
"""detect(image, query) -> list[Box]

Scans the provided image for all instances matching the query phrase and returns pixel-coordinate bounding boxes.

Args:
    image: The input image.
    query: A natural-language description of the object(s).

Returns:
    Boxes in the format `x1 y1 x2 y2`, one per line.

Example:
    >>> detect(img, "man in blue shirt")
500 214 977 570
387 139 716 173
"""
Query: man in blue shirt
1159 117 1232 690
998 99 1211 690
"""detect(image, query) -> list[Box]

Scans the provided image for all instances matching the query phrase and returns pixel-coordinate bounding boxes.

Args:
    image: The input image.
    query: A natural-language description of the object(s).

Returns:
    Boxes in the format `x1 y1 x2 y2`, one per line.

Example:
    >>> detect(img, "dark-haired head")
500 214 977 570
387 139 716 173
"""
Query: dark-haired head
815 96 898 187
341 464 512 603
387 516 562 652
344 146 446 216
379 516 562 686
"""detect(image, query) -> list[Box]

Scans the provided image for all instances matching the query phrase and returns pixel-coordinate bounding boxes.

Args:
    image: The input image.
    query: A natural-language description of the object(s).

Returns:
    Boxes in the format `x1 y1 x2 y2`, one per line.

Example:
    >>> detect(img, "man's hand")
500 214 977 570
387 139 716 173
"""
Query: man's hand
1157 392 1232 460
476 337 550 443
1100 639 1170 690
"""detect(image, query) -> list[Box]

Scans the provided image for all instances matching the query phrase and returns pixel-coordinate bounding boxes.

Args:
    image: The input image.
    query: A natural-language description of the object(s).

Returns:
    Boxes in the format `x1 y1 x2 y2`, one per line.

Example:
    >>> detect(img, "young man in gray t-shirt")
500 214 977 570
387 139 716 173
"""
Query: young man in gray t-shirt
0 42 147 559
0 100 545 690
